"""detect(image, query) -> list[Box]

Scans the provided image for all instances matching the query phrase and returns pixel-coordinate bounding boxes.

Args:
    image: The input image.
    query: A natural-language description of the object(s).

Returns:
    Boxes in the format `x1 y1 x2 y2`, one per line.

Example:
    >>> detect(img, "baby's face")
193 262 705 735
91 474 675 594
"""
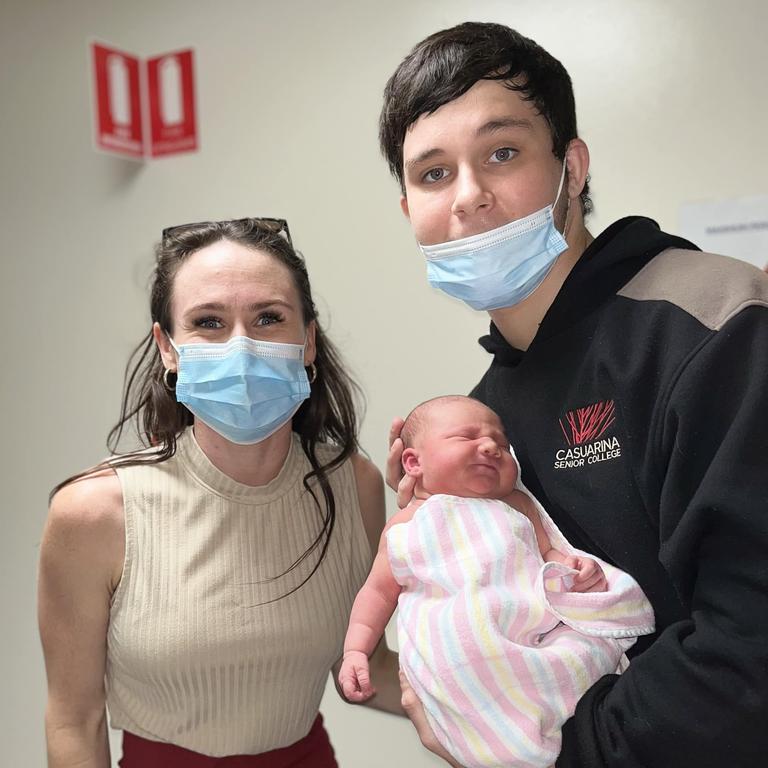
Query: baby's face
414 400 518 498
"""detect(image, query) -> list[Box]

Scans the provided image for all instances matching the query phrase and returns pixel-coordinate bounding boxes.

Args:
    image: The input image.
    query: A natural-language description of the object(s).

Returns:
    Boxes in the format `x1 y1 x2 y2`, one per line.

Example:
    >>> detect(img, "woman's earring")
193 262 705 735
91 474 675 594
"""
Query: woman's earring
163 368 177 392
307 363 317 384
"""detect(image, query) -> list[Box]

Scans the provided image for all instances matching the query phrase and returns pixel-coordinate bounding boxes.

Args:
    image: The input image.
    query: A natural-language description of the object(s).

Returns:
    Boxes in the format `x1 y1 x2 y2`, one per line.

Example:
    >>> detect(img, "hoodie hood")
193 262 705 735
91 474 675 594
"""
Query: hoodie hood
479 216 699 365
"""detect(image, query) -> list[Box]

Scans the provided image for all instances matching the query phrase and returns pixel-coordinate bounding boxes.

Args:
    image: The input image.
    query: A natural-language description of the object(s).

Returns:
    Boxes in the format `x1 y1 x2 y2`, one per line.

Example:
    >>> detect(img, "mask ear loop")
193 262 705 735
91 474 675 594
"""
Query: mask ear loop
553 158 568 208
554 155 572 239
164 333 180 391
167 334 180 354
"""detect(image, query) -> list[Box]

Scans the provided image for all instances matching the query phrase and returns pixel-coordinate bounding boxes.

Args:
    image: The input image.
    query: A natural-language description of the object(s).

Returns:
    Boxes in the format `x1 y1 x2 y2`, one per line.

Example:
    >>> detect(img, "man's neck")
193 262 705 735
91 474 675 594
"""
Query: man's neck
489 225 593 351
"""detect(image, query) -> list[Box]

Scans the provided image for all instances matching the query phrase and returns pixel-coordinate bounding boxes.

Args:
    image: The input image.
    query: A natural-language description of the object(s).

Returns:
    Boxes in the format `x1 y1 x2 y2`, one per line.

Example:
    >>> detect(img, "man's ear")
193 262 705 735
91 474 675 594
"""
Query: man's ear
400 193 410 221
402 447 422 477
564 138 590 201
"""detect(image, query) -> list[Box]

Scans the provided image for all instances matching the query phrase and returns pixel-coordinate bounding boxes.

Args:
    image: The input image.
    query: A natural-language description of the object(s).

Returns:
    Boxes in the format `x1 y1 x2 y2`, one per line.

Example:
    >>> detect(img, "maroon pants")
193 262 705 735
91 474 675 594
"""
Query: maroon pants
119 715 338 768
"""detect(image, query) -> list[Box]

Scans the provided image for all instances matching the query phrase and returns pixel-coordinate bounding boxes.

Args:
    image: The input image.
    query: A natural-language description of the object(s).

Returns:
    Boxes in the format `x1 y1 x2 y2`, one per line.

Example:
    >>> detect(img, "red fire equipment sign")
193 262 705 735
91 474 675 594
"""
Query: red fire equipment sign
147 50 197 157
91 42 197 160
91 43 143 159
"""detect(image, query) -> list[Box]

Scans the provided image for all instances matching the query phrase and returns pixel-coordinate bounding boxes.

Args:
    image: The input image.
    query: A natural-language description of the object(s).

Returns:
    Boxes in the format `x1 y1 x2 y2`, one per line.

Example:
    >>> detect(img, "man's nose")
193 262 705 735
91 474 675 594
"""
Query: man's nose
451 166 494 217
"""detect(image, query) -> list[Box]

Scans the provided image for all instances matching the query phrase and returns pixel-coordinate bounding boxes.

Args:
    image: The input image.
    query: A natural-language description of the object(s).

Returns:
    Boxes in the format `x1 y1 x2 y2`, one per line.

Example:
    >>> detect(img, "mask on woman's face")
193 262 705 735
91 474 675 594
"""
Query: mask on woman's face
169 335 311 444
419 160 569 311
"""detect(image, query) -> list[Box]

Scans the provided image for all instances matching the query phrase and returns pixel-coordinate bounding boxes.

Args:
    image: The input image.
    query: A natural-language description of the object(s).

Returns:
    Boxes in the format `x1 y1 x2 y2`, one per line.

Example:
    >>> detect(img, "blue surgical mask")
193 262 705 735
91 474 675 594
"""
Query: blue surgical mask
419 162 569 311
169 335 311 445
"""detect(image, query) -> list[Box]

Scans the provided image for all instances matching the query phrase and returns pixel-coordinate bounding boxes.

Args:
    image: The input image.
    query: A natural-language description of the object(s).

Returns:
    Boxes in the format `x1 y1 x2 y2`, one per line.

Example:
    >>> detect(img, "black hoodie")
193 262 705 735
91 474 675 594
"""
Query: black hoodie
470 217 768 767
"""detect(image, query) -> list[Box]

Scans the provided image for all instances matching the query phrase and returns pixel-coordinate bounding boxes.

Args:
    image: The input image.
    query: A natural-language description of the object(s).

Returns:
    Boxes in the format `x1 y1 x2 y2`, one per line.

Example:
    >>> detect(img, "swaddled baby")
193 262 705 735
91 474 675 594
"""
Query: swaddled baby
339 395 655 768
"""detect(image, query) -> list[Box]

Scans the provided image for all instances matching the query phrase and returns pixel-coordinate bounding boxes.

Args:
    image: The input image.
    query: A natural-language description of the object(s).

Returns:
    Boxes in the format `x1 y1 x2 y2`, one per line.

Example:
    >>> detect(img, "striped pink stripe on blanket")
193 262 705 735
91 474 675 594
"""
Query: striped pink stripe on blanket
387 494 655 768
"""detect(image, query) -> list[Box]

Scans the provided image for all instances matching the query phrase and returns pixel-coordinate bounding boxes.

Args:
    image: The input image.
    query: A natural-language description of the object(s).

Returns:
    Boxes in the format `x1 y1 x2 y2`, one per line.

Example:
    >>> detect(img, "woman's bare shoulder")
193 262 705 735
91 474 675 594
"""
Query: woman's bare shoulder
45 468 125 587
50 467 123 524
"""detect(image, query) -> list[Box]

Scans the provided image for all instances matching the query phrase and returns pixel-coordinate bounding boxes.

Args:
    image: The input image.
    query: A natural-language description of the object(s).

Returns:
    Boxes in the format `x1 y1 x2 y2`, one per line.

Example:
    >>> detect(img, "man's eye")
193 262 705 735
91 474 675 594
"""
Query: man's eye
490 147 516 163
423 167 447 184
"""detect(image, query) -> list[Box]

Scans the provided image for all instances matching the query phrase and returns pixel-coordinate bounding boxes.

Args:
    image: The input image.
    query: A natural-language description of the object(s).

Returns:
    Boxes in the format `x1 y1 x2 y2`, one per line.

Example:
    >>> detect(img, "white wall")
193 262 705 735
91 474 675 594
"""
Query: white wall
2 0 765 765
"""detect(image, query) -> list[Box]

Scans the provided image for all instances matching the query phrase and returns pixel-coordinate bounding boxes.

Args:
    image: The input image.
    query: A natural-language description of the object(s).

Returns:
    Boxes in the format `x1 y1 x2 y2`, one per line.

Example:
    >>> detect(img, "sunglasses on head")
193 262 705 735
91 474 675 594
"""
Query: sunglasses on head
162 217 292 245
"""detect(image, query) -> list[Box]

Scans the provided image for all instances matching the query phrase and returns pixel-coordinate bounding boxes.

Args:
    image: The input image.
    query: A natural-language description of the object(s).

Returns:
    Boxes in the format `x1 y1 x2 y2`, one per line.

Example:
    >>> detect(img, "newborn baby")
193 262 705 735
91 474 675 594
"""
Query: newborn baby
340 395 655 768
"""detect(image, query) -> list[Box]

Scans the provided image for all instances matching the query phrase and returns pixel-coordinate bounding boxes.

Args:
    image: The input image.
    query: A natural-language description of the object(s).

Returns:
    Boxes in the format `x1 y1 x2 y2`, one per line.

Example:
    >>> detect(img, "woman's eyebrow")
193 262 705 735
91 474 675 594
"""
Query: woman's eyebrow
184 300 293 315
184 301 227 314
247 300 293 311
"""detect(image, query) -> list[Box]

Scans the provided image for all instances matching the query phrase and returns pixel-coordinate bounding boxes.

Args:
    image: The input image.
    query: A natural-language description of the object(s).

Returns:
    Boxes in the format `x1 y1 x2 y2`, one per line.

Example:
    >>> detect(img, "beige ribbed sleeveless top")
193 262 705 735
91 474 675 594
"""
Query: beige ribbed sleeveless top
106 429 372 757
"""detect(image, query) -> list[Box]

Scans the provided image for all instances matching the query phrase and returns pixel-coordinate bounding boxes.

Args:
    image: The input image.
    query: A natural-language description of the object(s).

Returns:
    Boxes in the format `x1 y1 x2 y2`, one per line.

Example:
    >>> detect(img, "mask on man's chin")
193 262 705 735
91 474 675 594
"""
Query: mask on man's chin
419 162 569 311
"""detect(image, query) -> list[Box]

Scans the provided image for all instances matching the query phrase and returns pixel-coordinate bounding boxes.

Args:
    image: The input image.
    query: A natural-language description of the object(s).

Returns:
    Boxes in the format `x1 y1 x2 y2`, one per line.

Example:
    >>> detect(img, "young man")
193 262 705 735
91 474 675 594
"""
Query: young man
380 21 768 768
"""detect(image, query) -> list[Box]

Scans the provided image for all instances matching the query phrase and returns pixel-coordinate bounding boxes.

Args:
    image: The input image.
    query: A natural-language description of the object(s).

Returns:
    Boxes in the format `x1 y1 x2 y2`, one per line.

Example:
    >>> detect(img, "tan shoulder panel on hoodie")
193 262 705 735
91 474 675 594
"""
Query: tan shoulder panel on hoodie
617 248 768 331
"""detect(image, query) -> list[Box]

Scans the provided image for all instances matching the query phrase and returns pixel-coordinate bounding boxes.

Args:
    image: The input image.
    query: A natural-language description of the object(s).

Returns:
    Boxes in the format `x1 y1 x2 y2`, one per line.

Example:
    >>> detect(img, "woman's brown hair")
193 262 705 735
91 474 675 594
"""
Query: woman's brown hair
52 218 363 599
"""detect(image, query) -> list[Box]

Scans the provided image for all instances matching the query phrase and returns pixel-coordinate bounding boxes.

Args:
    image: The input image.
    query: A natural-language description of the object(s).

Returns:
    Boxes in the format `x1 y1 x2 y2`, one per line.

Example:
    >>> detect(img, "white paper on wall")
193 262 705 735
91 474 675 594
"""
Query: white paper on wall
679 195 768 271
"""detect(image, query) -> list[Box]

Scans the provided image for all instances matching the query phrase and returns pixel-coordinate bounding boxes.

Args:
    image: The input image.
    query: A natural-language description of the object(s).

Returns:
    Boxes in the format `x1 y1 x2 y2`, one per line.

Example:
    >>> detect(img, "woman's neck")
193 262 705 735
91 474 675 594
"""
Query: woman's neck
192 421 293 486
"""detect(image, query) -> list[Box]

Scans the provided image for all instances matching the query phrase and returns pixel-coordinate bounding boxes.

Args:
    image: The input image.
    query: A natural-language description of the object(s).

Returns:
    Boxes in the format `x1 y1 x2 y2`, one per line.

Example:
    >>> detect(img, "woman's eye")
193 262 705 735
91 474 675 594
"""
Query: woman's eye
256 313 282 327
490 147 516 163
423 167 448 184
195 317 223 329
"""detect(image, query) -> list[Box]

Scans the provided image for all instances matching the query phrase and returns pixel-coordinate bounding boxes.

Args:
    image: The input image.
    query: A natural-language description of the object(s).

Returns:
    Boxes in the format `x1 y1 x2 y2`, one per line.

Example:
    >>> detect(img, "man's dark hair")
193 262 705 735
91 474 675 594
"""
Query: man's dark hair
379 21 592 213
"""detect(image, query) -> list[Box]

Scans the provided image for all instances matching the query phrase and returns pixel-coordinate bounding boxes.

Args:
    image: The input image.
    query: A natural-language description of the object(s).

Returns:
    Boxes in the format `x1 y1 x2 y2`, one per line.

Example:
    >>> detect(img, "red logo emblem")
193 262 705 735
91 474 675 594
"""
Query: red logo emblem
559 400 616 446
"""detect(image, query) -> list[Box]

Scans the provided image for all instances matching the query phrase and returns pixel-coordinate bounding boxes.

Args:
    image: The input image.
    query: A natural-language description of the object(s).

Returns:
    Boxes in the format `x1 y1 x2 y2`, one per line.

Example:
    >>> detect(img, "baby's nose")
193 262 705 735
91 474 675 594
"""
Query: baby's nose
479 439 500 456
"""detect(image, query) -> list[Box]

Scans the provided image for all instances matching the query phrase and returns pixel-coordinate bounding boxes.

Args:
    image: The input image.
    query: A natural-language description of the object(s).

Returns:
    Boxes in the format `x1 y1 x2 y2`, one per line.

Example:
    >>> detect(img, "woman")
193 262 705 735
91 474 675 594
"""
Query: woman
38 218 402 767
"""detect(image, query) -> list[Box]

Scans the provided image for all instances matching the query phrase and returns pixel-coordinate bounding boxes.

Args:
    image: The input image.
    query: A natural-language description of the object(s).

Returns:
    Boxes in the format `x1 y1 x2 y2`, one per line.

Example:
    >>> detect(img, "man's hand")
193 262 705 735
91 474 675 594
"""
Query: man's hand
565 555 608 593
399 670 463 767
387 418 416 508
338 651 375 702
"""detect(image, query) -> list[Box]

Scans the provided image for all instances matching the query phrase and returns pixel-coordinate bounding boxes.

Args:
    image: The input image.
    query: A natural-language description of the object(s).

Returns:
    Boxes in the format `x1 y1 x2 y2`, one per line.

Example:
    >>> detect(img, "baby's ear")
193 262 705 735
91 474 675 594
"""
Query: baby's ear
401 448 422 477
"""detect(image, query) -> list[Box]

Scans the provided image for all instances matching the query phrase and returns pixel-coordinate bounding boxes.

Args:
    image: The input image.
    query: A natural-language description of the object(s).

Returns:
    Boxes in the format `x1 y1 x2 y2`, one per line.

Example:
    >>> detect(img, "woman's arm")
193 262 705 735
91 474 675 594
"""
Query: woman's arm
337 454 406 715
38 472 124 768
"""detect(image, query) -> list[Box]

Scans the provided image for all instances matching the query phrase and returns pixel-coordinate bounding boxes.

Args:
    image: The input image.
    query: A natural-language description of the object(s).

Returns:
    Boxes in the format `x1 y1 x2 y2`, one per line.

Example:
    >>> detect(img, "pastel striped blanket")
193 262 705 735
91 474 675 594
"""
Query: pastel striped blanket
387 494 655 768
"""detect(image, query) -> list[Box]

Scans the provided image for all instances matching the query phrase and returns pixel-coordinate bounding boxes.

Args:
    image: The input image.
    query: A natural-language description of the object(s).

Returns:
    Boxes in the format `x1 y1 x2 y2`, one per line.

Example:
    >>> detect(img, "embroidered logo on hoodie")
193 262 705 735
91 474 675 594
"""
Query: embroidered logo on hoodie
555 400 622 469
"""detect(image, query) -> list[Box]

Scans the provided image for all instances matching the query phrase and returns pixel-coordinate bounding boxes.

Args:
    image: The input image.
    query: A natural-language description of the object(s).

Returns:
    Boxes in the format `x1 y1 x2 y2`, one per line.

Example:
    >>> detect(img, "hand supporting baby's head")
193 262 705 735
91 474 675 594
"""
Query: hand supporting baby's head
400 395 518 500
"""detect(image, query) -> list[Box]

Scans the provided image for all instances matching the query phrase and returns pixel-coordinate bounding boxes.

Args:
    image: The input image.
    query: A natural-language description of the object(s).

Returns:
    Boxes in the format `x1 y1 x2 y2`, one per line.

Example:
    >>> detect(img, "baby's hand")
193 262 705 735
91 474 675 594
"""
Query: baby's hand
565 555 608 593
338 651 375 702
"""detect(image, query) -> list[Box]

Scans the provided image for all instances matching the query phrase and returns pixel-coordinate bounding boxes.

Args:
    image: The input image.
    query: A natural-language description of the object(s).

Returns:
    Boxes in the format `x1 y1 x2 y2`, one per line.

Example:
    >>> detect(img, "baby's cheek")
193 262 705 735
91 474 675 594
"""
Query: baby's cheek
503 461 519 489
